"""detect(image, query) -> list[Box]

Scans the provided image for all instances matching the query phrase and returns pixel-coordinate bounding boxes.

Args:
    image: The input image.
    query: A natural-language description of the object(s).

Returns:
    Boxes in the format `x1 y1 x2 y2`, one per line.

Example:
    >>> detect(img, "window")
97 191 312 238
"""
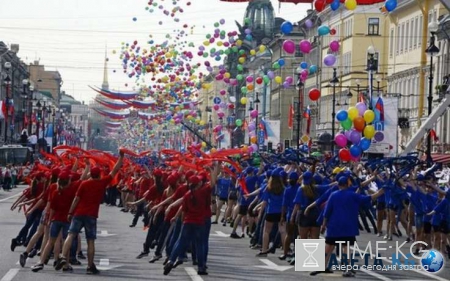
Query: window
368 18 380 35
342 52 352 75
397 25 401 55
406 21 410 51
413 17 418 48
418 15 423 47
400 23 405 53
389 28 394 57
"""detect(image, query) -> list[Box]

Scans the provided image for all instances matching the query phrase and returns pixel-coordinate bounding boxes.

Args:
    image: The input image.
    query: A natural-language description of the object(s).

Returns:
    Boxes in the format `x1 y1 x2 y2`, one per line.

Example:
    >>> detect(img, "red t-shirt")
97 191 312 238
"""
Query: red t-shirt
50 181 80 222
144 185 164 205
165 183 189 222
73 175 113 218
139 177 153 198
182 188 208 225
200 183 213 219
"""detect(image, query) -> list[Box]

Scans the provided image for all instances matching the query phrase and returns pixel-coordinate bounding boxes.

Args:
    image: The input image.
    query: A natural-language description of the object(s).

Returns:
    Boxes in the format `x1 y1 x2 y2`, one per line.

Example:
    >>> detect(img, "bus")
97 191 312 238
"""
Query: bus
0 145 33 167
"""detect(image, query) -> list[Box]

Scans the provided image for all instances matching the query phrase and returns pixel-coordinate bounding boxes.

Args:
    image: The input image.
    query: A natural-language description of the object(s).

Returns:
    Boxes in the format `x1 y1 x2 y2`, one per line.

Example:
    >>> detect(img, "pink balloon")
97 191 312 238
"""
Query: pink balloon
299 40 312 54
213 104 220 111
219 89 226 95
250 109 258 118
335 133 347 148
285 76 293 84
246 76 253 83
217 111 225 118
329 40 340 52
283 40 296 54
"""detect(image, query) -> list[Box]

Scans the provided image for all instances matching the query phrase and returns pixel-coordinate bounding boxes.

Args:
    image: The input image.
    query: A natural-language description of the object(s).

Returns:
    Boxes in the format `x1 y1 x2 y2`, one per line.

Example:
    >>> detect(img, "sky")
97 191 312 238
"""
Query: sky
0 0 310 104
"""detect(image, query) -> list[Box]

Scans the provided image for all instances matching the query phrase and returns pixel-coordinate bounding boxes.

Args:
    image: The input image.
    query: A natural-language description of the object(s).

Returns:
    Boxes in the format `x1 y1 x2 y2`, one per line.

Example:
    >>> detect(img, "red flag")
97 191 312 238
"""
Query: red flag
430 129 439 142
288 104 294 129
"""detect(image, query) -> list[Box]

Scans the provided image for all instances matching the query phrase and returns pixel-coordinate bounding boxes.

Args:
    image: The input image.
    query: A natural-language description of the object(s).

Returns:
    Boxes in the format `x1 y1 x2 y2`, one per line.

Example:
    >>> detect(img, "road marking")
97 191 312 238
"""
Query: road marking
211 231 228 237
0 192 21 203
185 267 204 281
1 268 19 281
97 230 116 237
96 259 123 271
99 259 109 266
254 259 293 271
335 255 393 281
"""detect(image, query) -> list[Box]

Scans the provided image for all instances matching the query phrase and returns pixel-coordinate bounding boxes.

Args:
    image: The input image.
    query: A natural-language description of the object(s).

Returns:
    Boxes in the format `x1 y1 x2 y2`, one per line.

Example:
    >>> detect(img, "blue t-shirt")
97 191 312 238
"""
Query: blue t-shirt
423 193 438 223
216 178 231 199
239 175 258 206
324 189 372 237
406 185 425 215
282 183 299 221
263 190 284 214
434 198 450 223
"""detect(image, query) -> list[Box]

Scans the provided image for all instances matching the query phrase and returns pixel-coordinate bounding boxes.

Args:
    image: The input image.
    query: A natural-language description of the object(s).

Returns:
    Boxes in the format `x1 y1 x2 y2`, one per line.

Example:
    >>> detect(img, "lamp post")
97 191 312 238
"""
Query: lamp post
36 100 42 150
367 46 378 110
330 68 339 155
208 115 212 146
296 74 304 158
254 92 260 149
425 16 440 164
376 75 382 96
28 85 34 134
3 62 11 143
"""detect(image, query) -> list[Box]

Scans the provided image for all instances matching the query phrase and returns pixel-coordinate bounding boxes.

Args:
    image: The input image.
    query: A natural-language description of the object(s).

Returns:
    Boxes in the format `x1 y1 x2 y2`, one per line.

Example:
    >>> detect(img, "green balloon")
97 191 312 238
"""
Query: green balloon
273 62 280 69
263 75 270 84
232 46 239 53
224 49 231 55
236 74 243 81
244 18 251 25
241 87 248 94
203 52 208 58
236 119 243 127
341 118 352 130
210 48 216 54
219 50 224 55
237 64 243 72
239 50 246 56
214 22 220 28
220 30 226 36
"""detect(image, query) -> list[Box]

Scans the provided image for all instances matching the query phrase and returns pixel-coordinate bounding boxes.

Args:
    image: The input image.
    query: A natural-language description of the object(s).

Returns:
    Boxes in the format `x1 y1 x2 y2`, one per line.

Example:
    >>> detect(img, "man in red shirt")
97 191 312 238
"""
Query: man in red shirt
55 151 124 274
130 170 153 228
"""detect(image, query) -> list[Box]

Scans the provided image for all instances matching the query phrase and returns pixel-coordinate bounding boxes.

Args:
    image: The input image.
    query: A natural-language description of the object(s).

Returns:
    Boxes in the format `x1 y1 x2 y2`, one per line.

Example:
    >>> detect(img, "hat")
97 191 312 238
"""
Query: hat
198 171 208 181
303 171 313 185
338 176 349 186
153 169 163 177
90 167 101 178
266 170 273 178
185 170 196 179
58 172 71 181
167 175 178 185
313 174 323 185
280 171 287 178
71 173 81 181
188 175 201 185
332 167 344 175
272 167 284 178
51 168 61 177
288 172 299 181
35 172 45 180
416 174 426 181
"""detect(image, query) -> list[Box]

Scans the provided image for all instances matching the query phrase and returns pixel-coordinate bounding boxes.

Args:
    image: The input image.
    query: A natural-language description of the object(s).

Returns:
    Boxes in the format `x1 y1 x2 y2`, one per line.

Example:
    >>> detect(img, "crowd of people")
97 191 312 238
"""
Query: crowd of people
7 146 450 277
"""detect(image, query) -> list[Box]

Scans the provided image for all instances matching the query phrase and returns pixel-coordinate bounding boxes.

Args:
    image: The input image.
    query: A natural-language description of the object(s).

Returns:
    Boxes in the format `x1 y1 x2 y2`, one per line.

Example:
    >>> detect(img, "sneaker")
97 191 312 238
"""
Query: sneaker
383 234 388 240
70 259 82 266
397 229 403 237
222 222 226 227
241 234 245 238
20 252 28 267
388 236 393 241
377 231 383 237
173 260 184 268
31 263 44 272
10 238 18 252
197 270 208 275
279 254 287 260
136 251 149 259
406 237 411 243
28 248 38 258
289 258 295 265
256 252 268 257
86 264 100 275
63 266 74 272
77 251 86 260
343 271 355 277
163 262 174 275
163 257 169 266
54 258 67 271
211 221 218 225
149 254 162 263
250 244 261 250
129 224 136 228
230 232 241 239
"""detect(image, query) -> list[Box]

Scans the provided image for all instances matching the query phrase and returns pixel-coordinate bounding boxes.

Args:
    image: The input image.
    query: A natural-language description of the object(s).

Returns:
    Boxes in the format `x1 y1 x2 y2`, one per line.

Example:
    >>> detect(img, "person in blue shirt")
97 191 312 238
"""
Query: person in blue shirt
213 171 232 225
280 171 300 260
255 168 285 257
310 176 385 277
427 187 450 258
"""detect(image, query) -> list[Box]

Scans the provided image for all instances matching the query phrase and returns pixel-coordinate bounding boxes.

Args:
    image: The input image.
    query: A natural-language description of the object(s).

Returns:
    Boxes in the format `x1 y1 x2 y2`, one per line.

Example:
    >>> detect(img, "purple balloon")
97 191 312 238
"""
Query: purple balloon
251 144 258 152
283 81 290 88
305 19 313 29
350 130 362 145
323 54 336 67
267 71 275 79
250 109 258 118
285 76 293 84
248 123 256 131
374 131 384 142
344 130 352 140
356 102 367 116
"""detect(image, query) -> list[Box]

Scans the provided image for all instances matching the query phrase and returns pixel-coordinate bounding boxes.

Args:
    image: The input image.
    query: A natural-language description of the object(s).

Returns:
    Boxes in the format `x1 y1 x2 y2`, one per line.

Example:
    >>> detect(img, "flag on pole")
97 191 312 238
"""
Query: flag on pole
375 97 384 122
304 106 312 135
288 104 294 129
430 129 439 142
259 119 268 140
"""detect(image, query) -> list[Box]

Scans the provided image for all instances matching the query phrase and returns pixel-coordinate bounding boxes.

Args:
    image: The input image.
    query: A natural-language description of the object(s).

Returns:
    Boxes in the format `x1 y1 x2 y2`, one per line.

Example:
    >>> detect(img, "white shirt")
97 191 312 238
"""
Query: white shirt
28 135 37 145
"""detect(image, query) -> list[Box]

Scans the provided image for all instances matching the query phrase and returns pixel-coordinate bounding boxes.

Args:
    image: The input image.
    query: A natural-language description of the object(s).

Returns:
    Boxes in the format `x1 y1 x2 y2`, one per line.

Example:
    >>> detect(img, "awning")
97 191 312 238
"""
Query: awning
431 154 450 164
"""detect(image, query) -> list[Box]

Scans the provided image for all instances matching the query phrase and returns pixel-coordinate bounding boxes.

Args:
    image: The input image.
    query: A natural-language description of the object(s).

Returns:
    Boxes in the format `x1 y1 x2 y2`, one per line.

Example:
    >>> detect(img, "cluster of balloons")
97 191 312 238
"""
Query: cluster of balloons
334 102 385 161
313 0 398 13
144 0 189 25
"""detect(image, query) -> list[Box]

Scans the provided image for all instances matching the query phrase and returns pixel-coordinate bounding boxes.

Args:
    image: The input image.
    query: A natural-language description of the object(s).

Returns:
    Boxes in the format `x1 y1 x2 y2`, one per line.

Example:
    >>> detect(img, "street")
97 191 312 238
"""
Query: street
1 186 449 281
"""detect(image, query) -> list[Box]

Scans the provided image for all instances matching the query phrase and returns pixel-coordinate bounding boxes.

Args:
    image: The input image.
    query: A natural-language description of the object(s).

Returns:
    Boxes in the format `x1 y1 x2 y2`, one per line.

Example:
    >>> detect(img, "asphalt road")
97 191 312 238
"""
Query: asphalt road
1 186 449 281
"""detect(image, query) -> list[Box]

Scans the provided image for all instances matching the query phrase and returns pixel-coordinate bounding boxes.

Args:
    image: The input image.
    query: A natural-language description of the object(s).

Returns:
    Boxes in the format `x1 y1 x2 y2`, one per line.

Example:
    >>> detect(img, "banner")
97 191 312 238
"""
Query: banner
367 95 399 157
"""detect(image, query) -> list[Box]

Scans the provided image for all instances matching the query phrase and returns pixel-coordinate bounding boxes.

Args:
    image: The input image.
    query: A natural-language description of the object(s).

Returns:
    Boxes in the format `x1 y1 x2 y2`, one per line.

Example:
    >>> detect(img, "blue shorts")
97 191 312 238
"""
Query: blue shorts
50 221 70 239
69 216 97 240
415 214 424 229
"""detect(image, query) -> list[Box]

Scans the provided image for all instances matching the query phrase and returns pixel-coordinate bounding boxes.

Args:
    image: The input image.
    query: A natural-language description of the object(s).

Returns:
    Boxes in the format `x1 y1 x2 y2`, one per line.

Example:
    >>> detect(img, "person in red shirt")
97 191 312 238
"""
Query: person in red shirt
55 152 124 275
129 169 153 228
163 175 208 276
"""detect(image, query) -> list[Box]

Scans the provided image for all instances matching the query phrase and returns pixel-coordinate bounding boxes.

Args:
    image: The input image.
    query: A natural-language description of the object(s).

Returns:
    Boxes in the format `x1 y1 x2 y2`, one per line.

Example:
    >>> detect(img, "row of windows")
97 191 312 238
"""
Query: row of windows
389 76 429 113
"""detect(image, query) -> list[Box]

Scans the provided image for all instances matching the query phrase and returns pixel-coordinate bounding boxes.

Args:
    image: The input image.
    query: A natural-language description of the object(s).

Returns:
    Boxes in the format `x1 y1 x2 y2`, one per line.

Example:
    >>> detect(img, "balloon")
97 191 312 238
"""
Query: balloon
318 25 330 36
251 136 257 144
299 40 312 54
247 84 254 91
250 110 258 118
273 62 280 69
341 118 352 130
336 110 348 122
281 21 294 35
278 59 285 67
251 144 258 152
363 110 375 123
330 28 337 35
323 54 336 67
213 104 220 111
256 77 263 84
309 65 318 74
363 125 376 139
374 131 384 142
360 137 371 151
385 0 397 12
305 19 313 29
355 102 367 116
202 142 207 148
300 62 308 69
285 76 294 84
241 87 248 94
309 88 321 101
275 76 282 84
246 76 254 83
314 0 326 12
283 40 296 54
350 145 362 157
329 40 340 52
353 117 366 132
240 97 248 105
213 97 221 104
339 148 351 162
235 119 243 127
330 0 340 11
263 76 270 84
349 130 362 145
347 107 359 121
345 0 357 10
259 45 266 52
267 71 275 79
335 134 347 148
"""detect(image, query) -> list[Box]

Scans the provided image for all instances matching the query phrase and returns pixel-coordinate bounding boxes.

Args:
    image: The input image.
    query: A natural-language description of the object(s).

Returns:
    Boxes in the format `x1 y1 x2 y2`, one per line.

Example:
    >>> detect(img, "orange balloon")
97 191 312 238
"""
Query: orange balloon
251 136 257 144
247 84 254 91
353 117 366 132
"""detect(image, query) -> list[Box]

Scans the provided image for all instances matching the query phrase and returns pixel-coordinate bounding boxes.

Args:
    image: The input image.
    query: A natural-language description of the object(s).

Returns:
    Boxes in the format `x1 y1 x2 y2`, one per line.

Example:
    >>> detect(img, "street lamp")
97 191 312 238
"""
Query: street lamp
296 71 304 157
254 91 260 150
330 68 339 155
367 46 378 110
36 100 42 145
425 15 440 164
3 62 11 143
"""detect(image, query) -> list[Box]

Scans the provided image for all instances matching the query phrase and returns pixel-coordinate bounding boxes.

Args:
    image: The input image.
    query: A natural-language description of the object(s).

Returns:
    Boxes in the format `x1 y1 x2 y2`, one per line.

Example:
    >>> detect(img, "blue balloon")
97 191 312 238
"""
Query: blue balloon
330 0 340 11
385 0 397 12
281 21 294 35
336 110 348 122
318 25 330 36
278 59 285 67
309 65 318 74
300 62 308 69
360 137 371 151
350 145 362 157
213 97 221 104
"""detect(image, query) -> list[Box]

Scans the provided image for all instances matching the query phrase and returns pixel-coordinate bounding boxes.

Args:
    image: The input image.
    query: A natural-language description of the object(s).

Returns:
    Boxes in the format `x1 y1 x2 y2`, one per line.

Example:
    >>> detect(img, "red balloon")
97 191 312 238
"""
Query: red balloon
330 28 336 35
309 88 321 101
339 148 351 162
314 0 326 12
256 77 263 85
326 0 333 3
353 117 366 132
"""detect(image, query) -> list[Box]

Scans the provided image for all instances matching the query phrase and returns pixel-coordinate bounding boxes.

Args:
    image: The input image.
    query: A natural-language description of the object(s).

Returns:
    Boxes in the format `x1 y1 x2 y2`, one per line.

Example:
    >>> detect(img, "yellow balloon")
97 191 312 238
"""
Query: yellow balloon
347 107 359 121
259 45 266 52
203 41 210 46
199 120 206 126
364 125 376 139
250 49 256 56
241 97 248 105
236 40 243 47
275 76 282 84
363 110 375 123
201 141 207 148
217 41 223 47
345 0 357 10
238 57 246 64
224 72 231 79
